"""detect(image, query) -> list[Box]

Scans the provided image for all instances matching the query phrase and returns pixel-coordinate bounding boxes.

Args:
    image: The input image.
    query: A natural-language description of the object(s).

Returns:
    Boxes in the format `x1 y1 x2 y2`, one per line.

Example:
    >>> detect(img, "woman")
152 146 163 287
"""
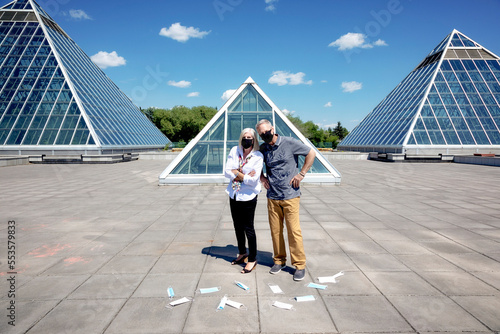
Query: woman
224 128 263 273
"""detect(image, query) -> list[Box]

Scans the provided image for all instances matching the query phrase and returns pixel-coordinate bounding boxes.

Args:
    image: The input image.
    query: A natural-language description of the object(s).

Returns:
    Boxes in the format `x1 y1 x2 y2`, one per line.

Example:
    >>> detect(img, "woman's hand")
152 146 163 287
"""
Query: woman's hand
232 169 243 181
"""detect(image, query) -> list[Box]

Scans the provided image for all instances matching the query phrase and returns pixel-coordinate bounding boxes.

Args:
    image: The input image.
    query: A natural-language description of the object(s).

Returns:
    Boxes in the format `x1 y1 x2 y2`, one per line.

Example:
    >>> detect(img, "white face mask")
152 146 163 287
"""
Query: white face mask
168 297 190 307
272 301 293 310
317 271 344 283
225 299 245 309
268 284 284 294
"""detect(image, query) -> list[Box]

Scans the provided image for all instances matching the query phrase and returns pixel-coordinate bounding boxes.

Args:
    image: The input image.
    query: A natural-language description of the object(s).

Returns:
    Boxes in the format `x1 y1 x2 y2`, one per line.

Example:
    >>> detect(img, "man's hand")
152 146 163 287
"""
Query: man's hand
290 173 304 188
260 174 270 189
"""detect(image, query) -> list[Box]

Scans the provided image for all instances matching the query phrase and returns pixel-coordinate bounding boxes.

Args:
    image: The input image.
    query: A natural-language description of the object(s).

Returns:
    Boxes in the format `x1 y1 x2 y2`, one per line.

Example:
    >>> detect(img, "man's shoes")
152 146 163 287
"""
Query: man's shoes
269 263 284 274
293 269 305 281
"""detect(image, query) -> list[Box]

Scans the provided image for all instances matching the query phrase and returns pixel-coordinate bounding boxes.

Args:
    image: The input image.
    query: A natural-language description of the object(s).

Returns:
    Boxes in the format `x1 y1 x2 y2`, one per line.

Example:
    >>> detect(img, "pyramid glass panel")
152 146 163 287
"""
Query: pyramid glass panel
171 112 226 175
0 0 170 154
160 77 341 184
274 115 329 173
228 85 272 112
428 33 450 56
339 29 500 155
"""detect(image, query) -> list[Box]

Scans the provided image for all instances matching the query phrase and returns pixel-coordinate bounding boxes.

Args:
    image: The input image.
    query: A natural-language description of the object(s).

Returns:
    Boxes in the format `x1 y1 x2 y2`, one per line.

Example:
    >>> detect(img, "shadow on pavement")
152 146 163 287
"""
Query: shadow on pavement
202 244 274 268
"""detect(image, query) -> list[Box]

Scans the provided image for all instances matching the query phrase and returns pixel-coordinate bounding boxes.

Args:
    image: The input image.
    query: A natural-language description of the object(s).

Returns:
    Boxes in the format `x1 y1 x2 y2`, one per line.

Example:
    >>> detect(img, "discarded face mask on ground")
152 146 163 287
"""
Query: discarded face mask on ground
166 297 192 309
293 295 315 302
167 286 175 299
199 286 221 294
307 282 327 290
272 301 294 310
234 281 250 291
317 271 344 283
217 294 247 311
268 283 284 294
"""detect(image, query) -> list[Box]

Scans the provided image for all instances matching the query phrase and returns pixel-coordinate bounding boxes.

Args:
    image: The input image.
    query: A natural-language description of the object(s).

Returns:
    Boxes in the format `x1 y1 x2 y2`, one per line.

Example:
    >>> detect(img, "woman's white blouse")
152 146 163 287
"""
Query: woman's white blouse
224 146 264 201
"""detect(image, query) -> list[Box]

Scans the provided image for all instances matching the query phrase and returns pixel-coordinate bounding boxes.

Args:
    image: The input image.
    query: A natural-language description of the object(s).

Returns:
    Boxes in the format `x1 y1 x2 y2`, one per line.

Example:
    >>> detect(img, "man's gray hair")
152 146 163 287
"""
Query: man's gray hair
256 119 272 131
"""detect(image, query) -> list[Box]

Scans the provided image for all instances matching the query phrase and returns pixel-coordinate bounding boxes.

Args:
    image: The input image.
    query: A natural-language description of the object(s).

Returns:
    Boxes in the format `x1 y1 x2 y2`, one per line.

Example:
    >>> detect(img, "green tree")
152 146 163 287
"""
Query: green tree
285 115 348 148
303 121 327 146
151 105 217 143
140 107 155 123
333 121 349 140
286 115 307 135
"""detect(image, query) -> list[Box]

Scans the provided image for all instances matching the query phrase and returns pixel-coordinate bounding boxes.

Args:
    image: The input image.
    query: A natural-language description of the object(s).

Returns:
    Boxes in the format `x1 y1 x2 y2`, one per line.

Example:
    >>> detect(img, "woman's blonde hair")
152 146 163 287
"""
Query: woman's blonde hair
239 128 260 152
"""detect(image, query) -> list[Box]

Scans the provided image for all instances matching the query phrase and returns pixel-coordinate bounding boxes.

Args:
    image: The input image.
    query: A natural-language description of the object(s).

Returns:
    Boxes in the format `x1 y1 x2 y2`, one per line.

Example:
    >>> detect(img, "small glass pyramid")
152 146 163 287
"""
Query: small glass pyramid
339 29 500 155
159 77 342 184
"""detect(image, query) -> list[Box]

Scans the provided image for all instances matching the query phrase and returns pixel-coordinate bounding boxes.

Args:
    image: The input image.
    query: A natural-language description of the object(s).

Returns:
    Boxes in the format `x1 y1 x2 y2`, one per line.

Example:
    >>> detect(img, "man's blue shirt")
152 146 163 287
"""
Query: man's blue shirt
260 135 311 200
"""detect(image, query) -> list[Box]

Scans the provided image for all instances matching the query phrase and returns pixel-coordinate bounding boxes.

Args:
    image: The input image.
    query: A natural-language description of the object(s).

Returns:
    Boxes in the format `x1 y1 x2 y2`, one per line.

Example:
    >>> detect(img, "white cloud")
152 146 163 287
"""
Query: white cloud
324 102 332 107
69 9 92 20
329 32 387 51
159 22 210 43
282 109 295 116
90 51 126 69
265 0 278 11
374 39 388 46
341 81 363 93
321 80 328 83
329 33 370 50
268 71 312 86
221 89 237 101
187 92 199 97
168 80 191 88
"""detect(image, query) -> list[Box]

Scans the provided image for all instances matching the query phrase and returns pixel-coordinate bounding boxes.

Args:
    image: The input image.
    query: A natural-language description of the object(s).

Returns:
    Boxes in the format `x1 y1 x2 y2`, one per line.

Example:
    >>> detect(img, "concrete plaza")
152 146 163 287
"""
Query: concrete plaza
1 159 500 334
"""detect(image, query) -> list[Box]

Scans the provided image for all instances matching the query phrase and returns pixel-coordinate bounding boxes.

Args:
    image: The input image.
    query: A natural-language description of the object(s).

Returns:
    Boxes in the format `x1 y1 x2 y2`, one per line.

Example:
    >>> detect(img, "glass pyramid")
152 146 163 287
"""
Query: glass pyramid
159 77 342 184
0 0 170 154
339 29 500 155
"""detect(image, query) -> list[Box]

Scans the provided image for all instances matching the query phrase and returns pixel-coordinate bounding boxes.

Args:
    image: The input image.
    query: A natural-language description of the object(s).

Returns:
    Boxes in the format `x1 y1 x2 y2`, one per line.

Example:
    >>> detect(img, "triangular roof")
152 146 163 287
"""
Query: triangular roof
0 0 169 153
339 29 500 155
159 77 342 184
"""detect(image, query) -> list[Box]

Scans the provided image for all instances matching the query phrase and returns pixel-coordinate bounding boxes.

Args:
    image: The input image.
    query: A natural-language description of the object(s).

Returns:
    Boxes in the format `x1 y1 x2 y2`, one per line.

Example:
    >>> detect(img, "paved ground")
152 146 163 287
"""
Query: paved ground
0 159 499 334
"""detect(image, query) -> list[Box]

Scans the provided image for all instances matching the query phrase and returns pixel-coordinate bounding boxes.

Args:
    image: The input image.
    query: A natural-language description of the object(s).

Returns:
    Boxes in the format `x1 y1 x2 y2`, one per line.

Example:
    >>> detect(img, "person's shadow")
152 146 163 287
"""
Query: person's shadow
202 244 274 268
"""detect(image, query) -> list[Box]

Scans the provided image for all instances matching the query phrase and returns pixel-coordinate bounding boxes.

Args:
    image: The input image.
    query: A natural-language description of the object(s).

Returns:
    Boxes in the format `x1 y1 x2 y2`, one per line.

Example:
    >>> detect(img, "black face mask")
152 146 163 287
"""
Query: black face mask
260 130 274 144
241 138 253 149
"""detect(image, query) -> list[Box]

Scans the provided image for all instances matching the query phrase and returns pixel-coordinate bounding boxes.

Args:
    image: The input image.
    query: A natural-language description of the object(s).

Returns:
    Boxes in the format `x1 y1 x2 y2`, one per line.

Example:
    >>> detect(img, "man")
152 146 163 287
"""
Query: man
255 119 316 281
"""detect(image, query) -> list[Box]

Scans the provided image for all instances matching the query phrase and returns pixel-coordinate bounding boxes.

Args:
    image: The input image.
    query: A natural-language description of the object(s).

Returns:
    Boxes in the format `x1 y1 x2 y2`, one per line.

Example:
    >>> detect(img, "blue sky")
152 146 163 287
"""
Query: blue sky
27 0 500 130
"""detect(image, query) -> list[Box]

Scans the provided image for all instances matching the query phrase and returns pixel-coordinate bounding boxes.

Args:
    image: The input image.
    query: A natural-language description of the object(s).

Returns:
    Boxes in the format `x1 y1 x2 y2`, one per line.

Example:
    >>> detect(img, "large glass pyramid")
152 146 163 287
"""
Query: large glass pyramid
159 77 342 184
0 0 170 155
339 29 500 155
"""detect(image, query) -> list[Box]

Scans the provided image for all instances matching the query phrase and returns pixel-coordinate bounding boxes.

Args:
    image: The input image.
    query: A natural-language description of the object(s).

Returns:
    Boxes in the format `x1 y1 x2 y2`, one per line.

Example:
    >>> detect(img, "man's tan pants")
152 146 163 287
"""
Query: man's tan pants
267 197 306 270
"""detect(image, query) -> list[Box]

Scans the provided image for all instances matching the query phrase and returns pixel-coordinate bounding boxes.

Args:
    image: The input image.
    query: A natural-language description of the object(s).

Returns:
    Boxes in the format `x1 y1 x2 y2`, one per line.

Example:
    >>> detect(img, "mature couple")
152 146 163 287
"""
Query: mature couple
224 119 316 281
